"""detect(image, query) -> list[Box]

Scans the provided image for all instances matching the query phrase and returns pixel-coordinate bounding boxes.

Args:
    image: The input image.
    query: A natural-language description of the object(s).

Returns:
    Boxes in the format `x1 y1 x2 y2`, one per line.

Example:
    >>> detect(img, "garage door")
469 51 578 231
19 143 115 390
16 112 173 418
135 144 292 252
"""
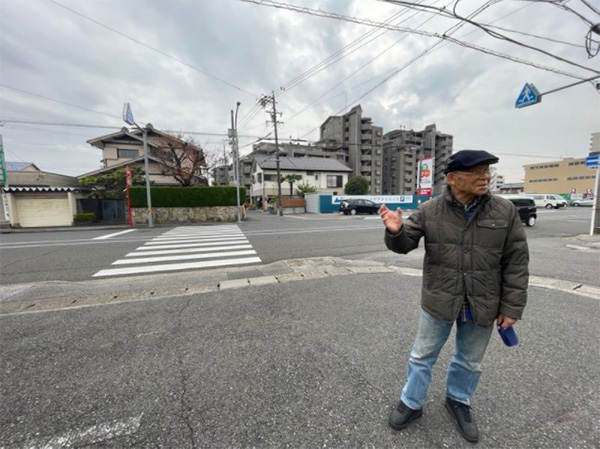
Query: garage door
16 196 72 227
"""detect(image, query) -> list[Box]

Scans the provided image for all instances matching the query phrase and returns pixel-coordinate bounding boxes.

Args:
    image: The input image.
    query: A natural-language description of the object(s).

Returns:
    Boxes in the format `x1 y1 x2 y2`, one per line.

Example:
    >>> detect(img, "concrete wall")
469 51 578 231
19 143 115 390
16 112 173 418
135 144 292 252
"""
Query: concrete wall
7 171 80 187
131 206 245 224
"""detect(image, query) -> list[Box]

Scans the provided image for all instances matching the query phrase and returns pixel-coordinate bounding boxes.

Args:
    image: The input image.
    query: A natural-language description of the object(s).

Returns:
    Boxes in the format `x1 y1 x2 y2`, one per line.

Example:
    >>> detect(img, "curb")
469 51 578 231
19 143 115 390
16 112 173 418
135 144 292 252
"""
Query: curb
1 257 598 316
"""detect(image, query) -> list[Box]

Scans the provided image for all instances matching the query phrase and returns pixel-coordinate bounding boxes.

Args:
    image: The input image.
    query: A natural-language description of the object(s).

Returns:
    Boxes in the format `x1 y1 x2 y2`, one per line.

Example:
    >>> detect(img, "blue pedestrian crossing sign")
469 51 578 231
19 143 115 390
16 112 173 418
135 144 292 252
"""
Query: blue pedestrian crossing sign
515 83 541 108
585 155 599 167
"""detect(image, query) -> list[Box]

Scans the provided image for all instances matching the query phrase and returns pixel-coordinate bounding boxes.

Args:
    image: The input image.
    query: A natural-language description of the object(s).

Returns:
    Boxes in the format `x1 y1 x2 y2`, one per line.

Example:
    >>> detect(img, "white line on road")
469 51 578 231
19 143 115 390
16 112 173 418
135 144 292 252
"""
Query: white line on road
24 414 142 448
114 249 257 265
92 229 136 240
94 256 262 277
126 244 253 257
151 233 245 241
135 239 249 251
143 236 248 246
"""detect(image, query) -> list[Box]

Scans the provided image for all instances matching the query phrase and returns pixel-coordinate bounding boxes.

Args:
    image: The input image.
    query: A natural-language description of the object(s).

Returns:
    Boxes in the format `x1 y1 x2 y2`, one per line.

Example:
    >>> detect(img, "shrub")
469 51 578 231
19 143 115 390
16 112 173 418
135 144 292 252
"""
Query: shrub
74 212 97 223
344 176 369 195
129 186 247 208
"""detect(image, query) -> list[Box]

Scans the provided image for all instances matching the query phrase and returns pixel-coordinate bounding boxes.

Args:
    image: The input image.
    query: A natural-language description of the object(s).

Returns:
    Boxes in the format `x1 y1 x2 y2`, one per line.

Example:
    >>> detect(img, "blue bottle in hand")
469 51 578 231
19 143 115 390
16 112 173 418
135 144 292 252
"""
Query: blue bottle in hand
498 326 519 347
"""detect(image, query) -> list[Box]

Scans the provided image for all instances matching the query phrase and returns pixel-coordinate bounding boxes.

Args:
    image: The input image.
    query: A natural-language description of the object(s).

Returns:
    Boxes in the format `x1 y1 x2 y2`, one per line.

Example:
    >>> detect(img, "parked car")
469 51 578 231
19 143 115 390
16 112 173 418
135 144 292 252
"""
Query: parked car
528 194 567 209
339 199 380 215
570 198 594 207
499 195 537 227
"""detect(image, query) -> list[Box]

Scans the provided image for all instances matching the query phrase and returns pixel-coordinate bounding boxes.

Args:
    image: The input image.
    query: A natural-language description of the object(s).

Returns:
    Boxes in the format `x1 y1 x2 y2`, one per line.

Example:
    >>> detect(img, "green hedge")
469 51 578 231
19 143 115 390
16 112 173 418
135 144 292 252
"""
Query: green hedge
74 212 97 222
130 186 247 208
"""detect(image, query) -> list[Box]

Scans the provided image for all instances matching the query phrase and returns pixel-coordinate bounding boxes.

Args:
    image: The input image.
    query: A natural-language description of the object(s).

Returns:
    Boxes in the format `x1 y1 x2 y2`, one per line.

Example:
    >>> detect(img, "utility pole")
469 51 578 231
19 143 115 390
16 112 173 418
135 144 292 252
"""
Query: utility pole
259 92 284 216
229 102 242 223
123 103 153 227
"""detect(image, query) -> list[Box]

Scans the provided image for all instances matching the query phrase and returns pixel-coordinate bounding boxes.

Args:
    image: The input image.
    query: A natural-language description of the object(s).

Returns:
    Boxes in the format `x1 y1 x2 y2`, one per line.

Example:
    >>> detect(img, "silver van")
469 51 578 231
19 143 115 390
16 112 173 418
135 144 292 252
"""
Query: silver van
529 194 567 209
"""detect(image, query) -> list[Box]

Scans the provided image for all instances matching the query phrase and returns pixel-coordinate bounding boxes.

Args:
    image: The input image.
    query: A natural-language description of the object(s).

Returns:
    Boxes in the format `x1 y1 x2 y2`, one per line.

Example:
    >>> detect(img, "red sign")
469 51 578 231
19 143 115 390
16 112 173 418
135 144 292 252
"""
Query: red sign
421 188 432 196
125 166 132 179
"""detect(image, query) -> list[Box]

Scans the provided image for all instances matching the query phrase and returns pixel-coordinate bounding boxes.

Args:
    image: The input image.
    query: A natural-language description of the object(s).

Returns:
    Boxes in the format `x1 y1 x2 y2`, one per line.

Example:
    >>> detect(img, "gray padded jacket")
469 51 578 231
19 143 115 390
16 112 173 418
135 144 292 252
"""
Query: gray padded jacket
384 189 529 326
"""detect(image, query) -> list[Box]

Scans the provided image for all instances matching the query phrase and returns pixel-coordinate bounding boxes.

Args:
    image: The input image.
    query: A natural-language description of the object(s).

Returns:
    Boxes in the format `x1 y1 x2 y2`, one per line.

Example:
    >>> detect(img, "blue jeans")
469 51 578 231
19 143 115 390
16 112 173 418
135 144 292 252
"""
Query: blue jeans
400 309 494 410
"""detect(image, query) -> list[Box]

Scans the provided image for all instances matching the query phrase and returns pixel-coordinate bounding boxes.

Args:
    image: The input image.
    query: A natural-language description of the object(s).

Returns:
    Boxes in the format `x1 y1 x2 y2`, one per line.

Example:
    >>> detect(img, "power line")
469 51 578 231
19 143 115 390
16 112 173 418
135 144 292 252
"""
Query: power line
298 1 500 139
0 118 264 138
240 0 593 80
580 0 600 15
279 7 412 93
47 0 258 97
482 24 585 48
0 84 123 121
383 0 600 74
4 148 27 163
283 0 452 127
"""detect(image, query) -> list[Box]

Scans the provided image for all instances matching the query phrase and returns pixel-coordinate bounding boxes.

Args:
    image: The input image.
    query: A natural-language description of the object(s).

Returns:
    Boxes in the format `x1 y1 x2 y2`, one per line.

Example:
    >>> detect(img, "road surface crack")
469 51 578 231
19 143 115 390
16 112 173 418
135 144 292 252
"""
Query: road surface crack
176 296 196 448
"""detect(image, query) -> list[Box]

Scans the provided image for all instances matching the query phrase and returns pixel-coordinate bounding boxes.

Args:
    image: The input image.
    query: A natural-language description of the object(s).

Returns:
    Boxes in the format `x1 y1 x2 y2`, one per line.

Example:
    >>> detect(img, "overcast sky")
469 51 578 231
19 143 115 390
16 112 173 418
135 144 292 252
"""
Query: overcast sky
1 0 599 182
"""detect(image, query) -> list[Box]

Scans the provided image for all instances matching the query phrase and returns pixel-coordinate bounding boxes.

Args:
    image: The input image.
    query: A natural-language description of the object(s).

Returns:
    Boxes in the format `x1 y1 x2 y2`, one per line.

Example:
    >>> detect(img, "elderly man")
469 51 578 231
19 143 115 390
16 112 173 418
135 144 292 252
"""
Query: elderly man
379 150 529 443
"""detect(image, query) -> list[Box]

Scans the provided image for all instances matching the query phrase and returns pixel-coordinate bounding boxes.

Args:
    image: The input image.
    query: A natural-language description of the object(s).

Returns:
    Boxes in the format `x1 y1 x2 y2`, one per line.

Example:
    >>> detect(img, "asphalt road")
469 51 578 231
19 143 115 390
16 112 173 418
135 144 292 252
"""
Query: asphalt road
1 273 598 448
0 207 595 285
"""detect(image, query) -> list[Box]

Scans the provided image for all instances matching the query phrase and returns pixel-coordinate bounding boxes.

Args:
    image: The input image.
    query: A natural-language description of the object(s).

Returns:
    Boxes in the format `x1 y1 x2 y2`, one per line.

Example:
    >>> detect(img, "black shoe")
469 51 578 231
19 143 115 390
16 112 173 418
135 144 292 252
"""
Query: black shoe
445 397 479 443
389 400 423 430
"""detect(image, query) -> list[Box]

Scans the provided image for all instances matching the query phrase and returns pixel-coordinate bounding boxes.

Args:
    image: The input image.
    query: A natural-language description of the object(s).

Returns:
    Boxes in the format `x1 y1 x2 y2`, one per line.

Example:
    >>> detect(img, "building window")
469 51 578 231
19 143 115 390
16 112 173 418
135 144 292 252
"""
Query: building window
315 174 319 180
306 171 314 175
264 174 277 181
327 175 343 188
257 173 262 183
118 149 139 158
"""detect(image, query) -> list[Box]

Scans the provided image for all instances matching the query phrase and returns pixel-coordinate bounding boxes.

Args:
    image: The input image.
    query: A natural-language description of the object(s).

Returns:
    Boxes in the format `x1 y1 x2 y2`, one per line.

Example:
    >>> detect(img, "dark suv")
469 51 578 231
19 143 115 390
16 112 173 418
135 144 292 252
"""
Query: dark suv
500 195 537 227
339 199 380 215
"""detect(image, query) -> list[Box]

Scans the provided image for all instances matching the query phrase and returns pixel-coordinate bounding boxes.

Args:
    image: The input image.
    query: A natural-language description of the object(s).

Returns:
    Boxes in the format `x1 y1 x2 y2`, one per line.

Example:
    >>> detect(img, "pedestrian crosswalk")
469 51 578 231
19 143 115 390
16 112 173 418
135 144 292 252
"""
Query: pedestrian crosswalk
93 225 261 277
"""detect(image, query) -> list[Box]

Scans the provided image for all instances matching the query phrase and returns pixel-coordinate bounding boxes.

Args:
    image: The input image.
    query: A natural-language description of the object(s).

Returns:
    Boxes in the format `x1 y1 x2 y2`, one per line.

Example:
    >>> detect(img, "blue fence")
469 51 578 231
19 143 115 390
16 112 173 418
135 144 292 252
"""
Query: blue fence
318 194 435 214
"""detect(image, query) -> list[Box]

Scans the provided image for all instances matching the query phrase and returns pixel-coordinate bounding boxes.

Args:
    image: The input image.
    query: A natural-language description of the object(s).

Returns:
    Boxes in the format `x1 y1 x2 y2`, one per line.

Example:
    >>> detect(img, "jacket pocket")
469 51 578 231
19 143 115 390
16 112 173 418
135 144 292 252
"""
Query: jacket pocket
477 220 508 248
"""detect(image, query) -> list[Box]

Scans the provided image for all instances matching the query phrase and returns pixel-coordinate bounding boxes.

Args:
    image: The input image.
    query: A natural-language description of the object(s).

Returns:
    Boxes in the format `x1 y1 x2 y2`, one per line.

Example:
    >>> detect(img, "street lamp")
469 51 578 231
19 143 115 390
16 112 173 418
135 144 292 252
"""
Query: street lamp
123 102 153 227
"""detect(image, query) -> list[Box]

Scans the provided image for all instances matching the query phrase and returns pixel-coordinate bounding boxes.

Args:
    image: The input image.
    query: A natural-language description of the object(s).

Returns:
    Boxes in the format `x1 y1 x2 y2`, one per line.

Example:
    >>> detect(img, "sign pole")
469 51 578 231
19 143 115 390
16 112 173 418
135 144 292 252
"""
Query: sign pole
590 166 599 236
0 135 9 224
125 166 133 228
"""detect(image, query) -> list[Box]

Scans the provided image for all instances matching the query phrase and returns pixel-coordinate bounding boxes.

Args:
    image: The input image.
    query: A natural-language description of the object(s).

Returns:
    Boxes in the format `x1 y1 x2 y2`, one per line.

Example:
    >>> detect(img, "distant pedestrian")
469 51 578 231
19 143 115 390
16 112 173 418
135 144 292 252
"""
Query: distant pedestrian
379 150 529 443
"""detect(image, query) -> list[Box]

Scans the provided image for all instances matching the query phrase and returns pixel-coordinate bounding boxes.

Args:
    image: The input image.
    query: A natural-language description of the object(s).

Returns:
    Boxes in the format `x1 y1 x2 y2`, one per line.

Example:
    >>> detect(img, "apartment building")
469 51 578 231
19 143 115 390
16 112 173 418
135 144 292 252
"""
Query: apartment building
382 124 453 195
590 131 600 155
319 105 384 195
490 167 505 192
523 157 596 195
212 164 233 186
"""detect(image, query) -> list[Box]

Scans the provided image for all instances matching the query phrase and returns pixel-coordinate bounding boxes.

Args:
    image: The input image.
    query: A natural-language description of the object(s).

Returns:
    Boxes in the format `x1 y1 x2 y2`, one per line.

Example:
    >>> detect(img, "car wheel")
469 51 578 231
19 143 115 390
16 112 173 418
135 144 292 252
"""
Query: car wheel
526 216 536 227
545 204 553 209
343 211 349 215
350 209 357 215
573 203 580 207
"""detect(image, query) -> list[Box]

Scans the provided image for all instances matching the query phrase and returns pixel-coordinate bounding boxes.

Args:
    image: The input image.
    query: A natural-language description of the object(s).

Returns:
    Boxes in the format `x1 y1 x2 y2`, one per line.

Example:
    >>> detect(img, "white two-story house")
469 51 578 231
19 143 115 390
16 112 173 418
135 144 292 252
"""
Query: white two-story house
250 156 352 203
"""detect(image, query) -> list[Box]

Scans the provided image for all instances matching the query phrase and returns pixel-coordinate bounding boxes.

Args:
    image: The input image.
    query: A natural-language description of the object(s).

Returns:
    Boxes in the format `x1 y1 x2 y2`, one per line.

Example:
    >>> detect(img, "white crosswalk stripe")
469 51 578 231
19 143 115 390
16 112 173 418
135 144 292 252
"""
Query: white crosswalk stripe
93 225 261 277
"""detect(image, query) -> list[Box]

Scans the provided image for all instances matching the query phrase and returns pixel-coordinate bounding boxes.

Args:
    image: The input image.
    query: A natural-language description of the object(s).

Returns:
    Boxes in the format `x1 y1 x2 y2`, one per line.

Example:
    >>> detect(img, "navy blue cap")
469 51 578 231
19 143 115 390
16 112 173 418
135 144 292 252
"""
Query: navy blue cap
444 150 499 174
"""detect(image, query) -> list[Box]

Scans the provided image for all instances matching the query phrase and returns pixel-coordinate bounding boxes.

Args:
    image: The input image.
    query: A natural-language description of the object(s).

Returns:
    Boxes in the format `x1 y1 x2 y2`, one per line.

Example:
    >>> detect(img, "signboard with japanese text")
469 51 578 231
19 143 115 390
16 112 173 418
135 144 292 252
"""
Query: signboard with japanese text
419 157 434 196
332 195 413 205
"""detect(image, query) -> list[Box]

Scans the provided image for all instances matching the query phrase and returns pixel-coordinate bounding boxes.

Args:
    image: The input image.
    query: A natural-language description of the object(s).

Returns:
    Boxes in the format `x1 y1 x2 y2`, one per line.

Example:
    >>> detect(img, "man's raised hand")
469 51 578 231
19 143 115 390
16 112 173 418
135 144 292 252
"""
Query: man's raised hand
379 204 403 234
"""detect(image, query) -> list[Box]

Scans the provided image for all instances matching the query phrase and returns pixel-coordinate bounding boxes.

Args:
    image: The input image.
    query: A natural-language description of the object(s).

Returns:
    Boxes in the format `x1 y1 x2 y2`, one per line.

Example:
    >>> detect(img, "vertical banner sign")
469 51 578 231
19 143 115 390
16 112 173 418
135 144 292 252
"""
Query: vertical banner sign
419 157 434 196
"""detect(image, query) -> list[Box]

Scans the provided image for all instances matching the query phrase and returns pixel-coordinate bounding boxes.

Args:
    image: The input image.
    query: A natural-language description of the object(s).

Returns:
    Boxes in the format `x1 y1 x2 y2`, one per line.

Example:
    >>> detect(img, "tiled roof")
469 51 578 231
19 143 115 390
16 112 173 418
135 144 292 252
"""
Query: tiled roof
6 162 36 171
258 157 351 172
